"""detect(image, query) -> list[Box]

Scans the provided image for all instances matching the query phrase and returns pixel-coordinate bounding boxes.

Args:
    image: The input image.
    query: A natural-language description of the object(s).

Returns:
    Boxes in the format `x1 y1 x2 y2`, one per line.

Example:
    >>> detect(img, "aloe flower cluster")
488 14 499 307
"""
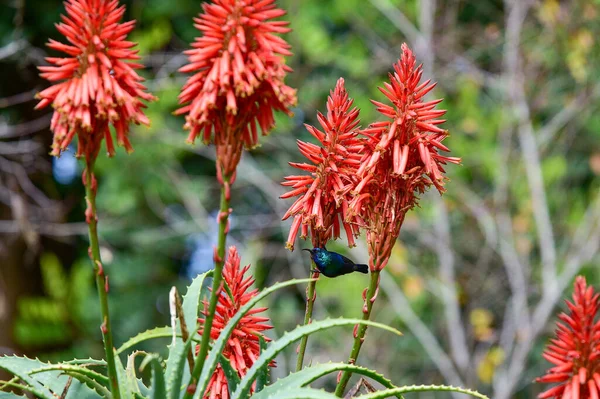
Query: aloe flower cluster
177 0 297 181
281 78 362 250
536 277 600 399
349 43 460 271
35 0 156 160
282 44 459 271
198 247 273 399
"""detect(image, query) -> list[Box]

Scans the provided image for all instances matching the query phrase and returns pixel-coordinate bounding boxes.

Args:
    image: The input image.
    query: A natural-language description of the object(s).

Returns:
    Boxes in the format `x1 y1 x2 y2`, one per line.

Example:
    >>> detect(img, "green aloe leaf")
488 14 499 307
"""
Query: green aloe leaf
231 318 401 399
191 278 315 399
0 392 28 398
257 388 338 399
126 351 152 396
254 336 269 393
140 354 167 399
219 355 240 395
166 271 212 399
253 362 395 399
53 371 110 398
167 333 197 399
114 351 133 399
116 326 174 355
182 271 213 331
0 356 103 399
355 385 490 399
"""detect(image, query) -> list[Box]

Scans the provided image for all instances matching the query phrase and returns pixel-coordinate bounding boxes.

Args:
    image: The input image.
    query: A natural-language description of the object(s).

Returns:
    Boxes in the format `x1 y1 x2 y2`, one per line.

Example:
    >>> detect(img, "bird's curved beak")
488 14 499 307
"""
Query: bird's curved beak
302 248 313 254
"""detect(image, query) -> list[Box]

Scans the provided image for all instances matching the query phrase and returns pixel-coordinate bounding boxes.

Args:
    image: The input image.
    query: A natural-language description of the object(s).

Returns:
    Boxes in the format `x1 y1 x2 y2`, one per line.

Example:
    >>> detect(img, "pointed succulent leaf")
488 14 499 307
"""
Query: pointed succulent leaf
140 354 167 399
167 333 196 399
259 387 339 399
253 362 396 399
232 318 401 399
114 350 133 398
355 385 490 399
219 355 240 395
0 356 101 399
255 336 269 393
182 271 213 331
117 326 185 355
0 392 28 398
191 278 315 399
166 271 212 399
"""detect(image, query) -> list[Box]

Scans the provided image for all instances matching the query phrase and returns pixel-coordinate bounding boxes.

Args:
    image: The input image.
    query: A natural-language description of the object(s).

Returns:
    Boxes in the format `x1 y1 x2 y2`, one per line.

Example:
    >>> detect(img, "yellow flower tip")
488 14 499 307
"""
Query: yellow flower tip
285 242 294 251
125 147 134 155
185 138 196 146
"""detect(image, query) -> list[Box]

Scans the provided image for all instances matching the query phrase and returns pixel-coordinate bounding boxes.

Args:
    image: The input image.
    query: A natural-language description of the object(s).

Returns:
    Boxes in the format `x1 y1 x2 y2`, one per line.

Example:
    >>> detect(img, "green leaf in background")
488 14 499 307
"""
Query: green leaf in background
130 18 172 55
40 253 67 301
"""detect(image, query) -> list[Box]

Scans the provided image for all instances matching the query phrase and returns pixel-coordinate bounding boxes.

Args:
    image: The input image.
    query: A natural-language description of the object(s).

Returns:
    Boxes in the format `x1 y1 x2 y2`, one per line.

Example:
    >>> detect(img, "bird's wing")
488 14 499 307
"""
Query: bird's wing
338 253 357 266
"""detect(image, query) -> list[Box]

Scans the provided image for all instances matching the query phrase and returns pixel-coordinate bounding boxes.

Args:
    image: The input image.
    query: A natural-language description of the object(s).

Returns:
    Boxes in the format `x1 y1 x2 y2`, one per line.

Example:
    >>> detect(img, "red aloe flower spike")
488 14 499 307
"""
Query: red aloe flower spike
198 246 274 399
35 0 156 160
349 43 460 271
177 0 297 152
536 276 600 399
280 78 363 250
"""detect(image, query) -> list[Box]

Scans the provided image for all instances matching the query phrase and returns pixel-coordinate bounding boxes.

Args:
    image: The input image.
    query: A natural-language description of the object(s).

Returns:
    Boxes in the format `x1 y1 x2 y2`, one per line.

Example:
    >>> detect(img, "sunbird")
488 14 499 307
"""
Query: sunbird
302 247 369 278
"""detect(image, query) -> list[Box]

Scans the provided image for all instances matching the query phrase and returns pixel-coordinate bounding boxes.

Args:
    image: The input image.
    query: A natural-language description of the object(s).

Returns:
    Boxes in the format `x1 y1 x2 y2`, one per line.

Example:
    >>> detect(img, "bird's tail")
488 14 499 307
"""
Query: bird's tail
354 264 369 274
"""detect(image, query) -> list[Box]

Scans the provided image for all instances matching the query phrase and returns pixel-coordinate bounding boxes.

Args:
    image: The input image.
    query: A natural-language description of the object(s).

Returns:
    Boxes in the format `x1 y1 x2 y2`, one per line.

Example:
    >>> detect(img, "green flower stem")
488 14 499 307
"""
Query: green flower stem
184 174 231 399
84 158 121 399
334 269 381 397
295 266 320 371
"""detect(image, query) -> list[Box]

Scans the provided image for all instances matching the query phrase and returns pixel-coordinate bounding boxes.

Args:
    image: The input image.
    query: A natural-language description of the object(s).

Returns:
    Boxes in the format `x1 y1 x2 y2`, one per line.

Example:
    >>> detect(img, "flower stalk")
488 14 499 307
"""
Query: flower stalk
84 157 120 399
281 79 363 371
184 172 232 398
296 268 319 371
334 269 381 396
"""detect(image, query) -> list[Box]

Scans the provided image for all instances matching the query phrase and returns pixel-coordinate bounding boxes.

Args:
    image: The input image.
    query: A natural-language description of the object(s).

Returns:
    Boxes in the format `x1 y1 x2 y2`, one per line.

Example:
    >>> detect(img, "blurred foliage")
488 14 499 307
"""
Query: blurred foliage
1 0 600 398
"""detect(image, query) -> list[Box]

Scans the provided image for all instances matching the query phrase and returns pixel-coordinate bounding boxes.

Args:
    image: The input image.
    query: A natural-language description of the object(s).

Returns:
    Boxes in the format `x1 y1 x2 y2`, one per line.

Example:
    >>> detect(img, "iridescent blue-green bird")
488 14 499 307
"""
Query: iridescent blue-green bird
302 247 369 278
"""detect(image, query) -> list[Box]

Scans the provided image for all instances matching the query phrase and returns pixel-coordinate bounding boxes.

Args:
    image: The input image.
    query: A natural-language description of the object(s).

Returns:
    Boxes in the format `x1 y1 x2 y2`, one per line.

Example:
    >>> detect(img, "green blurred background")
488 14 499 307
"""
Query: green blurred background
1 0 599 397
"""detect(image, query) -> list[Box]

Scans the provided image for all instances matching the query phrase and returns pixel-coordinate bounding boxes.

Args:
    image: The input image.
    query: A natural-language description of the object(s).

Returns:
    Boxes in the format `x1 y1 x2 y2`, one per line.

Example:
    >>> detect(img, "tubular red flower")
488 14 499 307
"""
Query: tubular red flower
177 0 297 155
35 0 156 160
280 78 362 250
198 246 273 399
349 43 460 270
536 277 600 399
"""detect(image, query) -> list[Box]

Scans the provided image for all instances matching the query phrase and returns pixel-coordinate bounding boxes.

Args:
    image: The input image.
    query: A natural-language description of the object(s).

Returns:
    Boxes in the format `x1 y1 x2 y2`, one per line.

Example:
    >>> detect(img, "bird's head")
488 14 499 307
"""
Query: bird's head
302 248 315 257
302 247 326 258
